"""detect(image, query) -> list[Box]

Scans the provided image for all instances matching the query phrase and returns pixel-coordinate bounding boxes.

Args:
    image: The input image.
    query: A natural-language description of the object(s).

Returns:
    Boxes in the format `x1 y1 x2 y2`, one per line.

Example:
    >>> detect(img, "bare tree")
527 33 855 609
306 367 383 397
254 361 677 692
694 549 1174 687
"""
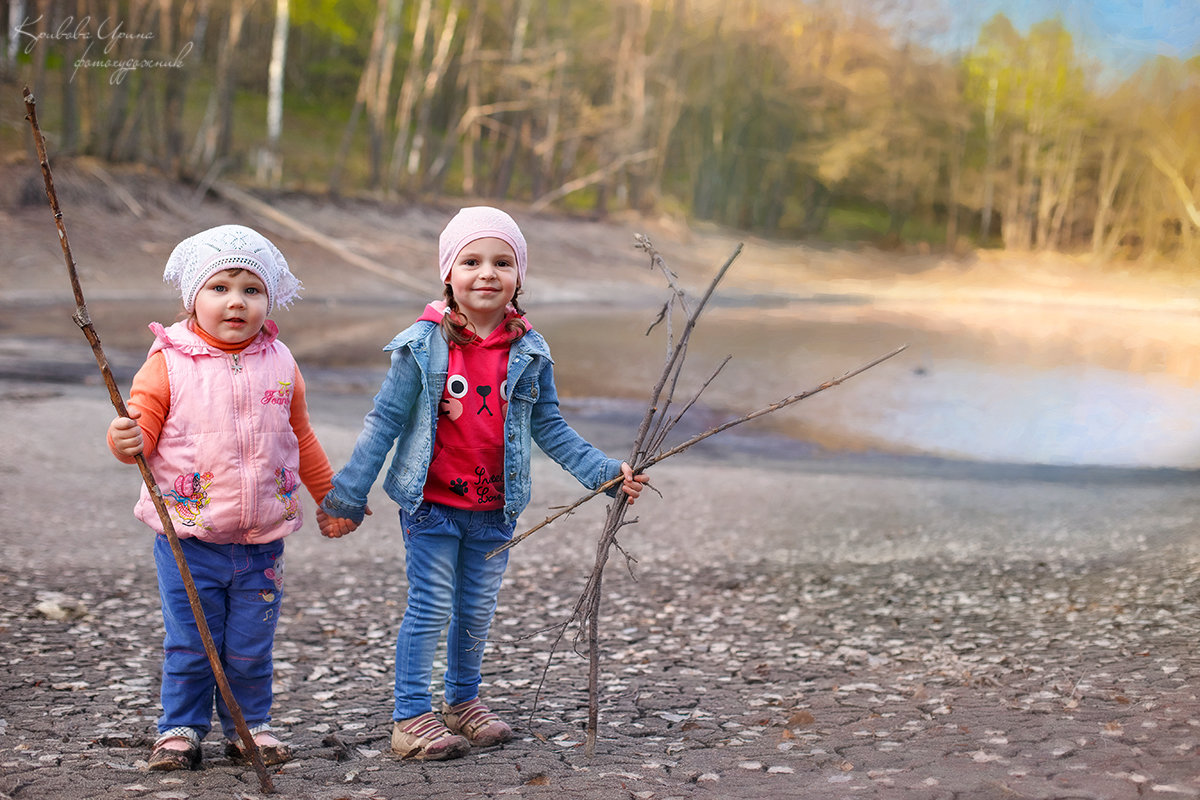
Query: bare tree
386 0 433 192
1091 128 1133 257
192 0 252 172
399 0 460 189
259 0 289 186
4 0 26 74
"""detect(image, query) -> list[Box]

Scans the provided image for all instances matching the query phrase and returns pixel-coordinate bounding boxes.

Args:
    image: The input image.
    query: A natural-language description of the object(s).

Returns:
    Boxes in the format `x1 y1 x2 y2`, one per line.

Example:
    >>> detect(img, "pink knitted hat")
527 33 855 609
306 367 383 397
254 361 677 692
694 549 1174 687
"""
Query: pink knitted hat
438 206 527 285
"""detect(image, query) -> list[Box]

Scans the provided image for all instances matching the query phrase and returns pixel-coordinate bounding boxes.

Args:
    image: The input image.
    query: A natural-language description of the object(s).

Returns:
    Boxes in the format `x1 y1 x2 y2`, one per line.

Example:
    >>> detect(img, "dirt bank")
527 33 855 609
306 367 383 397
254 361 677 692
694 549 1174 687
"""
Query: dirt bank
5 158 1200 468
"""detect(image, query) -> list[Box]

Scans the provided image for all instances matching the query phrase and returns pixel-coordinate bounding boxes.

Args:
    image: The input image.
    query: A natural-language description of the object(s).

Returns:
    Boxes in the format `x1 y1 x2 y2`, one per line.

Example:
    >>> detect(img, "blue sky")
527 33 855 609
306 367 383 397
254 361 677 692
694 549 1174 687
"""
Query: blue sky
914 0 1200 82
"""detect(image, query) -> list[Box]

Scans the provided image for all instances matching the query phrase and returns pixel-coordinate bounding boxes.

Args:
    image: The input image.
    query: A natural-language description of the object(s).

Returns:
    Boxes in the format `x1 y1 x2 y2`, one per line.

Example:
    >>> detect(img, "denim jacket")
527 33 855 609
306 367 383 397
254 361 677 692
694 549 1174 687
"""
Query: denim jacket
321 319 622 526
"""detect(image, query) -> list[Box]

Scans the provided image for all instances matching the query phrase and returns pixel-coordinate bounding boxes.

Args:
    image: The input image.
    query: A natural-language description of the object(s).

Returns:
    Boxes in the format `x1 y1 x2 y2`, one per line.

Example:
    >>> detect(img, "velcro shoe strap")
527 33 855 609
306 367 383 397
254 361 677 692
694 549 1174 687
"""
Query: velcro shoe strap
400 712 453 741
454 701 500 735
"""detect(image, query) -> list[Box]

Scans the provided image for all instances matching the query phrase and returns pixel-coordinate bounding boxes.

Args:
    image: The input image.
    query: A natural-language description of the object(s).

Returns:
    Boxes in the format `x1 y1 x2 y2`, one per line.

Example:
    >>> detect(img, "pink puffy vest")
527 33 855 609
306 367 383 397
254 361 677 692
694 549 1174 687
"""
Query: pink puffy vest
134 320 304 544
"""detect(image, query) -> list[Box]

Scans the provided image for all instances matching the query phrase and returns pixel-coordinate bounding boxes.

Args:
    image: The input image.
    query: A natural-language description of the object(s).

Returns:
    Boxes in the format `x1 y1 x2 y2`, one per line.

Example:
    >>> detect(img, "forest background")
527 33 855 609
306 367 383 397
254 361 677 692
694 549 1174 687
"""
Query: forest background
2 0 1199 266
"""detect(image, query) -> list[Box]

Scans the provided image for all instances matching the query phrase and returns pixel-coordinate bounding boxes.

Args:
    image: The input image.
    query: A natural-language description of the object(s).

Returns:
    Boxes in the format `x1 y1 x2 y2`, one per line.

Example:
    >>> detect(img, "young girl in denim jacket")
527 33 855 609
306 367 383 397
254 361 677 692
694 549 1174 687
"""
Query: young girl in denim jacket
318 206 647 760
107 225 334 771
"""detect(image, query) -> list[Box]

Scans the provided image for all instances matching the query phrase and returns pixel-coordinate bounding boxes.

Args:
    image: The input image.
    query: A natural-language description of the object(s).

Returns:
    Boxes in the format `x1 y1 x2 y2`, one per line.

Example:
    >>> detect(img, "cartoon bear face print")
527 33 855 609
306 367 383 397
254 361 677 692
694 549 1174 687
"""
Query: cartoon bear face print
440 375 509 421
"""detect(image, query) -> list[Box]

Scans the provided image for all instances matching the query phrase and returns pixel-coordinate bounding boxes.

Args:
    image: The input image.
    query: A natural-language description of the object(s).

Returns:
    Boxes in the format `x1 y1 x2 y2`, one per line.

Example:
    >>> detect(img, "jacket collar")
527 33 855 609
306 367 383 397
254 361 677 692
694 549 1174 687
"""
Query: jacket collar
384 318 550 361
148 319 280 358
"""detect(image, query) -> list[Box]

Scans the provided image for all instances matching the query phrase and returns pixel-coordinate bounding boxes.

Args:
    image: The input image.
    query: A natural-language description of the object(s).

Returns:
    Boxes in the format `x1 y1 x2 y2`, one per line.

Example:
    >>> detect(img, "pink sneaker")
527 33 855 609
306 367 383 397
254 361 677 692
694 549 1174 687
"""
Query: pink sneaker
441 698 512 747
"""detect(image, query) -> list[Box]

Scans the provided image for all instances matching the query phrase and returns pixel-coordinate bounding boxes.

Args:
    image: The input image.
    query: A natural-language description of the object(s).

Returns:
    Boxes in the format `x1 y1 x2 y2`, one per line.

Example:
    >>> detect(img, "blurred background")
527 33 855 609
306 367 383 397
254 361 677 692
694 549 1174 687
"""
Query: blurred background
2 0 1199 470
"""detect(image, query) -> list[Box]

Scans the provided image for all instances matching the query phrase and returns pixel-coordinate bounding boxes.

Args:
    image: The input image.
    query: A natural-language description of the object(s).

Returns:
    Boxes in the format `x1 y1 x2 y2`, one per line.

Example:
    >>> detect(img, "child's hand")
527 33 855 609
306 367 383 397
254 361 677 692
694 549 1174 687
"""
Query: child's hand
317 506 371 539
619 462 649 505
109 410 144 457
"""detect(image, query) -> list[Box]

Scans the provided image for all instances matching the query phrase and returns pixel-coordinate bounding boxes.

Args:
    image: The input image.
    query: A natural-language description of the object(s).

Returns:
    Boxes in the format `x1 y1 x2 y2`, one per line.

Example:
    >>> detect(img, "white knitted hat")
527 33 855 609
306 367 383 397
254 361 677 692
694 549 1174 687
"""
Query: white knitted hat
438 206 527 285
163 224 301 315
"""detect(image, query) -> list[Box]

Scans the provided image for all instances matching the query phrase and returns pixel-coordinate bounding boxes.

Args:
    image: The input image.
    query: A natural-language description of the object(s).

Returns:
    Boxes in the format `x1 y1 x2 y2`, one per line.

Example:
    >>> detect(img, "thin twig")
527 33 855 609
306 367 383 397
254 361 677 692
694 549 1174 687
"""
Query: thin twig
630 239 741 468
485 344 905 561
23 87 274 793
646 355 731 456
498 236 906 756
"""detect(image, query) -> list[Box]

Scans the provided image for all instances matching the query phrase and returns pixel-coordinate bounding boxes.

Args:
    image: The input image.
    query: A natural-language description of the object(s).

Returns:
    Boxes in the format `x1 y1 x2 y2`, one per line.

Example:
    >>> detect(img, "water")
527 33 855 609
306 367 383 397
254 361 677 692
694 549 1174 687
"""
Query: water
527 299 1200 470
43 291 1198 471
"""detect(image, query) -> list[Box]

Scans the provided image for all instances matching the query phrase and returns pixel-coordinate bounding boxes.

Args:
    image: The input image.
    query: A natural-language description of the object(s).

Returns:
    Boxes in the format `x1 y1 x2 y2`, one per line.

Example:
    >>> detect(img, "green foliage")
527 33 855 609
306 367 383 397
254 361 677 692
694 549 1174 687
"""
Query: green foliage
5 0 1197 262
291 0 373 45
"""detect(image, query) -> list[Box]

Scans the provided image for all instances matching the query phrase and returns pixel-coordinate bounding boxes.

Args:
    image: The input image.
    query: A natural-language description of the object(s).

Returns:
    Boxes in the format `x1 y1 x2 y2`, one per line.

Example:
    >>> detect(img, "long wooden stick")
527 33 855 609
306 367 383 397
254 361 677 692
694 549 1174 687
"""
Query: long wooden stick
23 87 274 793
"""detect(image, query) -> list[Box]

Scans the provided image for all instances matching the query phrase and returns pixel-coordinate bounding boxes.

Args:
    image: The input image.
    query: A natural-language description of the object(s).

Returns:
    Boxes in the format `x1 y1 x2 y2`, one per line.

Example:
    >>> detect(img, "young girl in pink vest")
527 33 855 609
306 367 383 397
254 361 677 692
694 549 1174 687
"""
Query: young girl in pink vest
317 207 648 760
107 224 334 771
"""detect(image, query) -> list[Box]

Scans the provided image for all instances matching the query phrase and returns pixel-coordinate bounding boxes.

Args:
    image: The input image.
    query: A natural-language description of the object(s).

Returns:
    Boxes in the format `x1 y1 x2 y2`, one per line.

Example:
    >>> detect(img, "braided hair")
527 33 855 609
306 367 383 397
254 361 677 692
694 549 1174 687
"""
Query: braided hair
439 284 528 346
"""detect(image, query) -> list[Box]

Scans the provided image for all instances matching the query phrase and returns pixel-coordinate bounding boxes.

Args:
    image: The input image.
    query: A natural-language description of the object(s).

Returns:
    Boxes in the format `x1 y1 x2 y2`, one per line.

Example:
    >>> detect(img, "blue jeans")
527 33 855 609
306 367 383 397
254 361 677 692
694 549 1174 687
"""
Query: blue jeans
394 502 513 720
154 534 285 739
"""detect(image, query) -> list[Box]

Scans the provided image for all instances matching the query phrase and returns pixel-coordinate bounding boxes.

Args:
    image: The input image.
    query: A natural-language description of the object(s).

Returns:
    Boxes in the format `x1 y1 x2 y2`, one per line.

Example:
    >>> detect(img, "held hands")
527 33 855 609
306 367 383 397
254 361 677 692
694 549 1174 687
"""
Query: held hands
316 505 371 539
108 409 144 458
619 462 650 505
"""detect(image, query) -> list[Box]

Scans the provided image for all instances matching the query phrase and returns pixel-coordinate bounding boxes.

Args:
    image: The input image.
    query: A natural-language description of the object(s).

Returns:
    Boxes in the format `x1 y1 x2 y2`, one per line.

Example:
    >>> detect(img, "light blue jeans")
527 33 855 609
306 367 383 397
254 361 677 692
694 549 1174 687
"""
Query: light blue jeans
393 502 513 720
154 534 284 739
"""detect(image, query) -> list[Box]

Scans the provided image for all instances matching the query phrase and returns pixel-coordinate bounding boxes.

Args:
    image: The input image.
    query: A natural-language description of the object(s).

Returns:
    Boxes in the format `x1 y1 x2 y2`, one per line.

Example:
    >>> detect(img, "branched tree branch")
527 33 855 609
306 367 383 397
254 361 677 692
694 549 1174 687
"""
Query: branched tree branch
498 236 905 756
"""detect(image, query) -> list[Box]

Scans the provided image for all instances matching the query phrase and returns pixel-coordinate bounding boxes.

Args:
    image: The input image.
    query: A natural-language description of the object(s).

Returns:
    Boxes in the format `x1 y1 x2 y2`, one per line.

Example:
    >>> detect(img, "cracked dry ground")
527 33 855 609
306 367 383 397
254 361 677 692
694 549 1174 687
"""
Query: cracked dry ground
1 384 1199 799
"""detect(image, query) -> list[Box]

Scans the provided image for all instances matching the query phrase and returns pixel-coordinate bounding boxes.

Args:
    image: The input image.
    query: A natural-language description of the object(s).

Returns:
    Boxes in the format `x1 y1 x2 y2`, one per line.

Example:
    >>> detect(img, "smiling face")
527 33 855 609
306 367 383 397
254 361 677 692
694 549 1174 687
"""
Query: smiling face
193 268 269 344
446 237 519 337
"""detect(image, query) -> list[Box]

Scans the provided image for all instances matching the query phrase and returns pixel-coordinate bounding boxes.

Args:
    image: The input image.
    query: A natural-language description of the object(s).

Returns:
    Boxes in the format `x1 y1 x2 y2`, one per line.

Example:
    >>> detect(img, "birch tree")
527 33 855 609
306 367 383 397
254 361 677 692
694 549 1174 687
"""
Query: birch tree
260 0 290 186
4 0 25 74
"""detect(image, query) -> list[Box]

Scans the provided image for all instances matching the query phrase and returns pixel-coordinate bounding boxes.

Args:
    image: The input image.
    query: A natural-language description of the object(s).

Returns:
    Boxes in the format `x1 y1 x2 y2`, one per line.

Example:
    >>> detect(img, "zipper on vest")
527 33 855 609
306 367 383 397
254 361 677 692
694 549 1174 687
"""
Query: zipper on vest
229 350 253 530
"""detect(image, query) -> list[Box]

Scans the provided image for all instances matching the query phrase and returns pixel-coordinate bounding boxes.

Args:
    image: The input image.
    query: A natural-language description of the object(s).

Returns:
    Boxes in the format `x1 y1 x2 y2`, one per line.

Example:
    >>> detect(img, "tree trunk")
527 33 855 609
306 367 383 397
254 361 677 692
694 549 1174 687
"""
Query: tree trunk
387 0 433 191
368 0 403 190
4 0 26 74
428 0 483 193
490 115 525 198
158 0 192 177
30 0 48 108
194 0 250 171
979 75 999 241
457 0 485 195
1045 128 1082 249
510 0 531 62
1091 131 1131 256
404 0 460 186
945 125 964 249
58 0 85 154
107 0 158 163
330 0 389 195
260 0 289 187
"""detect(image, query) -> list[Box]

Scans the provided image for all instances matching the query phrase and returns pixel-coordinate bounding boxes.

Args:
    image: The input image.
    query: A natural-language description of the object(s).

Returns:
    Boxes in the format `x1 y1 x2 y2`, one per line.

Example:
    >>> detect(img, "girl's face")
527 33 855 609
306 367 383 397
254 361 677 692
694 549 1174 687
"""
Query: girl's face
447 237 519 327
193 268 269 344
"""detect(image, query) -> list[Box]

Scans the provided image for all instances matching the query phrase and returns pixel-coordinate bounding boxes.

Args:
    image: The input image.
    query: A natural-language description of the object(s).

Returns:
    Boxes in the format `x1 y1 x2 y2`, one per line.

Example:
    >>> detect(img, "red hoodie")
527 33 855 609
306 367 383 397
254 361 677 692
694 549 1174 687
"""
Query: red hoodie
419 302 523 510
